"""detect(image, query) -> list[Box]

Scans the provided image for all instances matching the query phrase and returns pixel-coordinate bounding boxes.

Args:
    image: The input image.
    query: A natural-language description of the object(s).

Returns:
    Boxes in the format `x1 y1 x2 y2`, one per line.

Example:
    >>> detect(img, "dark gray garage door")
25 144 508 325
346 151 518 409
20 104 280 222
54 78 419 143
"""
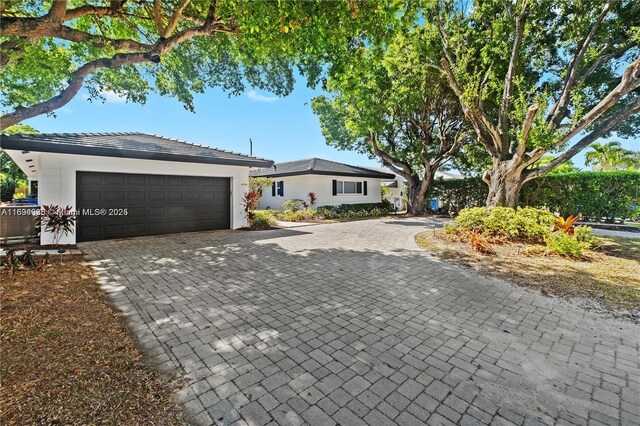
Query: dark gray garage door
76 172 230 242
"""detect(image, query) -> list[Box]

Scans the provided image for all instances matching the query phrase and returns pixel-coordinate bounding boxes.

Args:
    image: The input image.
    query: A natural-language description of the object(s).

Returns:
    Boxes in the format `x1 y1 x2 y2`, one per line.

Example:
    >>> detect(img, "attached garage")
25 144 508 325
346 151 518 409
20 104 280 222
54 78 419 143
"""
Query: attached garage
0 132 273 244
76 172 231 242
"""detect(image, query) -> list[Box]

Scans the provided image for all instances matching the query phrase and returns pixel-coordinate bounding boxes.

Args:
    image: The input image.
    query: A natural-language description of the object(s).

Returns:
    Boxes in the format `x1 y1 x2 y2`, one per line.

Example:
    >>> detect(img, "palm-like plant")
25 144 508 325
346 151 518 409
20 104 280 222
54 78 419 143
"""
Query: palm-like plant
585 142 640 171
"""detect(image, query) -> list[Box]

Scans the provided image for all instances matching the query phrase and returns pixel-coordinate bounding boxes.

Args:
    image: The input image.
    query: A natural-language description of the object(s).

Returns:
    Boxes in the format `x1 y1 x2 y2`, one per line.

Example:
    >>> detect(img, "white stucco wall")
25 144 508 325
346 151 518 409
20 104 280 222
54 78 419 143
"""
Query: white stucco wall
258 174 383 211
28 152 250 244
383 184 406 211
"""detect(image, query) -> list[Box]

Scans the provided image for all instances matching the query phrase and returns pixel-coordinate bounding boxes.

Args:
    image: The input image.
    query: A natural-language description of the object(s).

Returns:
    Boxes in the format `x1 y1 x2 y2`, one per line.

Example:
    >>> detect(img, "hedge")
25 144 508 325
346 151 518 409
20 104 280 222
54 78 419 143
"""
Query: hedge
430 171 640 222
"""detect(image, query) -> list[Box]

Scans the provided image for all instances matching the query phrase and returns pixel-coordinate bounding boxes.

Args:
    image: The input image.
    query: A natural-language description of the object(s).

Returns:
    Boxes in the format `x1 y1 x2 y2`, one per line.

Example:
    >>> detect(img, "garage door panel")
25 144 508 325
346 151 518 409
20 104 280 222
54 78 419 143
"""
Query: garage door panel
76 172 230 242
126 175 146 186
104 191 125 201
147 191 165 201
128 191 145 201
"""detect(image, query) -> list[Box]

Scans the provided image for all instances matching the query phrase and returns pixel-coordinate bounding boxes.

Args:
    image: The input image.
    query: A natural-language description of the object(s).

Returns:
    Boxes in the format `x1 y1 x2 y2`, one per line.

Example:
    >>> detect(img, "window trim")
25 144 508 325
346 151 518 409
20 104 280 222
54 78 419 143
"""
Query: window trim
335 180 364 196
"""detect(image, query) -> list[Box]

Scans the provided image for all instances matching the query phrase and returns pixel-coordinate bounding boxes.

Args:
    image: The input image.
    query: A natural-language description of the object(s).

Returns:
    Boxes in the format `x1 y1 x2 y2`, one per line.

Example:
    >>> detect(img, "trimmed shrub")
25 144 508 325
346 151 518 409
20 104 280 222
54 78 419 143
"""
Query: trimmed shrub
451 207 555 240
430 171 640 222
545 231 589 258
282 199 306 212
279 209 318 222
574 225 596 245
251 210 277 229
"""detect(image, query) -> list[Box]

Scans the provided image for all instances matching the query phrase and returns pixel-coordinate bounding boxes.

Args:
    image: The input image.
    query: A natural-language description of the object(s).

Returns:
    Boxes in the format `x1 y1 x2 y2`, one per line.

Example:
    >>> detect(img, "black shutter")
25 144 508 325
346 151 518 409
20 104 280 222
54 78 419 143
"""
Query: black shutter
332 179 337 196
278 181 284 196
272 182 276 196
363 181 368 196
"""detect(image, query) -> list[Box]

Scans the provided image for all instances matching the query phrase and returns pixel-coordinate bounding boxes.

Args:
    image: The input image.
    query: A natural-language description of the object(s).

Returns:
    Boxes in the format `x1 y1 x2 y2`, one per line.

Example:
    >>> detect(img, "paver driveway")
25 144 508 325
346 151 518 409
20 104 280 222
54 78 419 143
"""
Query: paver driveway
82 217 640 426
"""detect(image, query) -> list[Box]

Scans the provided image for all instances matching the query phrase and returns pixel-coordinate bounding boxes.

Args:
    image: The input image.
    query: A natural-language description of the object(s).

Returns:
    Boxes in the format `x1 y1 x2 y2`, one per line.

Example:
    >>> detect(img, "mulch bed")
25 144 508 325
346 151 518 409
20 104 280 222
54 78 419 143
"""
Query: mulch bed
0 256 183 425
416 231 640 315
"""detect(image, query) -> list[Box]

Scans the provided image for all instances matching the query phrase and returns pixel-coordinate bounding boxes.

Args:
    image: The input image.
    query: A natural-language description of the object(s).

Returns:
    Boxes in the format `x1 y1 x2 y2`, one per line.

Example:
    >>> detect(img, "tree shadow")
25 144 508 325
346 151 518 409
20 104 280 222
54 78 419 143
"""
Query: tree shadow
82 228 640 425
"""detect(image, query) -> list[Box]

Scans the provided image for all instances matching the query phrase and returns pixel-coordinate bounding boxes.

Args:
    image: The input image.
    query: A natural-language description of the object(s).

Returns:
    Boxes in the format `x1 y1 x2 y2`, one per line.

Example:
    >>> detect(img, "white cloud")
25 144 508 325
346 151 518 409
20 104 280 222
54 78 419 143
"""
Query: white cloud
102 90 127 104
246 90 278 103
62 107 73 113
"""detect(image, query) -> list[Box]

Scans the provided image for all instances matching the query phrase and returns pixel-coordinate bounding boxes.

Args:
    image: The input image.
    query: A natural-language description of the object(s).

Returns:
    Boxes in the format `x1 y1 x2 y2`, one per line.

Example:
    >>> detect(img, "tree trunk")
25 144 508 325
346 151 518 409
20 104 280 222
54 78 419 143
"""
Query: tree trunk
484 160 524 208
407 183 427 215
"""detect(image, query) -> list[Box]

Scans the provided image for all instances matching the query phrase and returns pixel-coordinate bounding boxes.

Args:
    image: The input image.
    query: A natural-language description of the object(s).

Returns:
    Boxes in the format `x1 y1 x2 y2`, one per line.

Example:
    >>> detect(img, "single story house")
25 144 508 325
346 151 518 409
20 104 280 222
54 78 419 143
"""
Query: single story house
0 132 273 244
250 158 395 211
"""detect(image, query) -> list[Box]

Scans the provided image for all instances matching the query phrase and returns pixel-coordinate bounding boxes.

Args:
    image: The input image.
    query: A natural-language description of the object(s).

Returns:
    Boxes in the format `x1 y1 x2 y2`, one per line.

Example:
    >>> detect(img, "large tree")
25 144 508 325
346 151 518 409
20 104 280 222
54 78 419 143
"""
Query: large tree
312 27 468 214
433 0 640 207
0 0 400 130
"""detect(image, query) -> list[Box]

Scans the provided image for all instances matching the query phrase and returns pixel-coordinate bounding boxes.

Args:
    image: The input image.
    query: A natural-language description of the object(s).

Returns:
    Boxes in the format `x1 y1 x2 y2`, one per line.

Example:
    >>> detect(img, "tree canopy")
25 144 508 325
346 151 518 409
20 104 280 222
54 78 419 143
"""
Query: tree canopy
312 25 468 214
432 0 640 206
0 0 402 130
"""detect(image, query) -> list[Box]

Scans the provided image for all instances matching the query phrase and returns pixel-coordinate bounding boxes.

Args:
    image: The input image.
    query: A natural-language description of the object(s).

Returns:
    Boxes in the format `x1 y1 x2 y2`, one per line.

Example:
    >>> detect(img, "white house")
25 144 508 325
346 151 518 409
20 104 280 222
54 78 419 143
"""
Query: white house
250 158 395 211
0 132 273 244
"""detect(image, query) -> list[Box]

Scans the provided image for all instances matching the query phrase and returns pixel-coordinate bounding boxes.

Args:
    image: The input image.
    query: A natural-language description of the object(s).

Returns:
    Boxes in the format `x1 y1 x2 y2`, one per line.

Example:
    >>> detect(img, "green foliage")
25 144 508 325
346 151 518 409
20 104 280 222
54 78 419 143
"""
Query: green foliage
585 142 640 171
428 178 488 213
535 156 581 175
0 178 16 202
432 0 640 202
521 171 640 222
452 207 555 241
311 22 467 212
574 226 596 246
433 172 640 222
274 203 391 222
279 209 317 222
1 1 404 125
282 199 306 212
251 210 277 230
545 231 589 258
249 177 273 195
1 125 38 183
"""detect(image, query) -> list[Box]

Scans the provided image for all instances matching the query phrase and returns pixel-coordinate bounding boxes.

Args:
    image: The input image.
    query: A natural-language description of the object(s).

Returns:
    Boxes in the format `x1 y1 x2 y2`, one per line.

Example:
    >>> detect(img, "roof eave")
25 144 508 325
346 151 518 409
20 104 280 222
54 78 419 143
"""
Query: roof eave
249 170 395 179
0 139 274 168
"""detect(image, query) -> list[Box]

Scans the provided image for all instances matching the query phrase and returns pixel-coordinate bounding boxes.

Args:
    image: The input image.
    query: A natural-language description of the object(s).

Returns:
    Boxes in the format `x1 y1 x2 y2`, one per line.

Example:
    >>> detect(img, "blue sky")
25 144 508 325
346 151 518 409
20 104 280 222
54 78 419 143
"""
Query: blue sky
22 77 638 171
22 79 383 168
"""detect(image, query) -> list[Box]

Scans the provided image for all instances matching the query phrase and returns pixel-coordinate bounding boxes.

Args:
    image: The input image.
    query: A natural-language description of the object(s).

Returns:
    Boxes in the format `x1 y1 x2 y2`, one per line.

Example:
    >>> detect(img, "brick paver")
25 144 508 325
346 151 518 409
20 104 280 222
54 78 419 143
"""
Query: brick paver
82 217 640 425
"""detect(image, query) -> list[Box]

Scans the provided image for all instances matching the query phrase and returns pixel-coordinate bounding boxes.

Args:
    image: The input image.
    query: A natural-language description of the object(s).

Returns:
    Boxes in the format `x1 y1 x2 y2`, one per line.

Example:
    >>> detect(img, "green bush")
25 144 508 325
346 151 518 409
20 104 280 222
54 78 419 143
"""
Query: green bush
279 209 317 222
545 231 589 258
282 199 306 212
430 171 640 222
0 178 16 202
316 203 391 219
452 207 555 240
574 225 596 245
251 210 277 229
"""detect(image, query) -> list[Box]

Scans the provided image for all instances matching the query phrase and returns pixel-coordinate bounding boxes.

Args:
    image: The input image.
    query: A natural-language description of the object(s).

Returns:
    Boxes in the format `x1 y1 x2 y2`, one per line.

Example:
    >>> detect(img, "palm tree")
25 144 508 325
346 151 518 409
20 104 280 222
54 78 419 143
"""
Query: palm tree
585 141 640 171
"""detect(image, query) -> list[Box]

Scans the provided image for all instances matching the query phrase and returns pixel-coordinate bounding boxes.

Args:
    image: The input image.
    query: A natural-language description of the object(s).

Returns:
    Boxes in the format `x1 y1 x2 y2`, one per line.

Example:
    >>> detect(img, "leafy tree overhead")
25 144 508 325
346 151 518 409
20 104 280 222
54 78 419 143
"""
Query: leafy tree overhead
312 27 468 214
0 0 402 130
585 141 640 171
433 0 640 207
1 125 39 184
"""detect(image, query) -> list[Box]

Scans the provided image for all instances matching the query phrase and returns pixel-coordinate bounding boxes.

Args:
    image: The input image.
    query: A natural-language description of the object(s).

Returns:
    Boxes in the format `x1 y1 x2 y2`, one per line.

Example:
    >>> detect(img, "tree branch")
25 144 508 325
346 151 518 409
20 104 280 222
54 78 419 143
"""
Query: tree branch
525 97 640 180
440 57 502 156
0 11 233 131
498 1 527 137
368 132 416 183
546 0 616 128
546 55 640 151
163 0 191 37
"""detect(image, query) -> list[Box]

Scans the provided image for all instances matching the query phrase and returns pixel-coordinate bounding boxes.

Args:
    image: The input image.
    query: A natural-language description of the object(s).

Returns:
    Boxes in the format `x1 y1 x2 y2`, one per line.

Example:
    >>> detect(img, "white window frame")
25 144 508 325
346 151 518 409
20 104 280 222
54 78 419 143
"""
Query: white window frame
336 180 363 195
275 180 284 197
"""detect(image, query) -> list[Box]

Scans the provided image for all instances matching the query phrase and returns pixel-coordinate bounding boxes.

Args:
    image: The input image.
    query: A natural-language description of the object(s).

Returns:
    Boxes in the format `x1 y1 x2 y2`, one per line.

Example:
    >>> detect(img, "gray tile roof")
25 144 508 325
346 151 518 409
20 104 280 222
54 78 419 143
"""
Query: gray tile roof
250 158 395 179
0 132 273 168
